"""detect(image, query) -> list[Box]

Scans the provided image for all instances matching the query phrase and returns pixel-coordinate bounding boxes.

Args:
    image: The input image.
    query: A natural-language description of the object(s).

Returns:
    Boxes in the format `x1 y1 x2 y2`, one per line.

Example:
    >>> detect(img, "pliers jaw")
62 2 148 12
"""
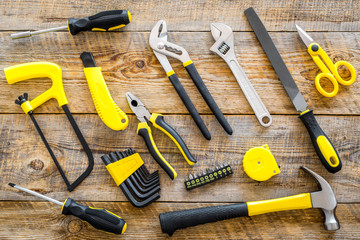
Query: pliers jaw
126 92 151 123
210 23 236 61
149 20 190 63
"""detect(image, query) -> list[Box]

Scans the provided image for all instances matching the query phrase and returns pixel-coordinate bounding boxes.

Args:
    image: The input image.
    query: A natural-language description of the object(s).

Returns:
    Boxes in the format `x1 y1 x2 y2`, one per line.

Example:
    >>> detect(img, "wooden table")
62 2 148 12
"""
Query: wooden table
0 0 359 239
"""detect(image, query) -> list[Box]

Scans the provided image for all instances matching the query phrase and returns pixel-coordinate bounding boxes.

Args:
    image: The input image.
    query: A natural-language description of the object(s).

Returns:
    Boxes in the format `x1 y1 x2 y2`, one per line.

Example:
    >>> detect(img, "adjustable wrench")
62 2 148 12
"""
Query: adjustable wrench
210 23 272 127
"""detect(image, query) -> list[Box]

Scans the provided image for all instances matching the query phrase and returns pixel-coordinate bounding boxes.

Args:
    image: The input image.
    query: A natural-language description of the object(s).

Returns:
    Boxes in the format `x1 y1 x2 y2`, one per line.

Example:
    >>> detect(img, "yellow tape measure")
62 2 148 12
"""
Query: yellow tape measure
243 145 280 181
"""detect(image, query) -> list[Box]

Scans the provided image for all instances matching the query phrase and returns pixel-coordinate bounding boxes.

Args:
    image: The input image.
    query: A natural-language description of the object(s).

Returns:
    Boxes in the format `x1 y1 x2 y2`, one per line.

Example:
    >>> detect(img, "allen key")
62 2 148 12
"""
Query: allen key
115 151 159 182
102 148 160 208
109 152 160 195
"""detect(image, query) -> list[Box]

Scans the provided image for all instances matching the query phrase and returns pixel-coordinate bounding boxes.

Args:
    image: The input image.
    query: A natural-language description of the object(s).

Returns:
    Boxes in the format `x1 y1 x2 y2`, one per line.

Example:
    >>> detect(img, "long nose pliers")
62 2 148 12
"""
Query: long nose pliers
126 92 196 180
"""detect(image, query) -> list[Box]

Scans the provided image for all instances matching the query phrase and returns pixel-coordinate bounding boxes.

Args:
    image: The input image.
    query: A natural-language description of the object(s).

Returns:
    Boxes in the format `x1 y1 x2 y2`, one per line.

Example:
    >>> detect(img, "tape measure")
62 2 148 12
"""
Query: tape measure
243 144 280 181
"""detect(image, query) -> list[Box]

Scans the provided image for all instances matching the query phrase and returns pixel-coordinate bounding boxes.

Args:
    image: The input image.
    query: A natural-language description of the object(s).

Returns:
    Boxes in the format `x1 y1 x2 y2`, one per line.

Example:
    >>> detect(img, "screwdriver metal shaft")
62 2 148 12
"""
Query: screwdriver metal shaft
8 183 63 205
11 26 68 39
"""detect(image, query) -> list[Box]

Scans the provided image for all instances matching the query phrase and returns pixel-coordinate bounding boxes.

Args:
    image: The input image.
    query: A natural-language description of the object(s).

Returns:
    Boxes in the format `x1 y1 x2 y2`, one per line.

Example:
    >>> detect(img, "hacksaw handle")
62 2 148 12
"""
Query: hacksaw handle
5 62 68 110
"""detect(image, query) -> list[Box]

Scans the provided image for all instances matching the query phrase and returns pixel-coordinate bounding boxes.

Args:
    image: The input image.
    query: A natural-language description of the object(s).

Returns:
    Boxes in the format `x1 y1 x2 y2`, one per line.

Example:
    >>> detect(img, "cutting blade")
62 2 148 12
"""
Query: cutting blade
295 24 315 48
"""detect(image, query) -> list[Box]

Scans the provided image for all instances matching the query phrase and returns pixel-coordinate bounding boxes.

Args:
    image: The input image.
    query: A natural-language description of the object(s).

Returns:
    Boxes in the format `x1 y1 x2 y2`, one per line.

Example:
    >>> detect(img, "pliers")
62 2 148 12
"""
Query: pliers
126 92 196 180
149 20 233 140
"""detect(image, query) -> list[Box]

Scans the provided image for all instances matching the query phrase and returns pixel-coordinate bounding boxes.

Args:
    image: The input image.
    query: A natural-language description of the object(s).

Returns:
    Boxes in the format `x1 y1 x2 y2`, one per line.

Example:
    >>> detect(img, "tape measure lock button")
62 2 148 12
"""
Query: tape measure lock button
243 144 280 181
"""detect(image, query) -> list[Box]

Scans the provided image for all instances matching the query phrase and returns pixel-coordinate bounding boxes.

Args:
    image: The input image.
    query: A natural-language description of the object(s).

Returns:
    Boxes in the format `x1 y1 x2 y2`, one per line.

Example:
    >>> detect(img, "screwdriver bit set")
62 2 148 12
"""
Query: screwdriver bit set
184 163 233 190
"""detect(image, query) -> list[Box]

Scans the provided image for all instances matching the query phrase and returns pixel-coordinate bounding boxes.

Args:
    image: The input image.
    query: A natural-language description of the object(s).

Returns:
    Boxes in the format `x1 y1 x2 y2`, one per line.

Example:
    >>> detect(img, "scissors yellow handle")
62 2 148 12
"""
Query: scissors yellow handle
308 43 356 97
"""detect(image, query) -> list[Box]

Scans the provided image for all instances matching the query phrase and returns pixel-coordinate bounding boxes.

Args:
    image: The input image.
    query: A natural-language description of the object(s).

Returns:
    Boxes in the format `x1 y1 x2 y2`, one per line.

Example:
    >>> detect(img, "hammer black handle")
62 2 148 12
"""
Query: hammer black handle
159 203 248 236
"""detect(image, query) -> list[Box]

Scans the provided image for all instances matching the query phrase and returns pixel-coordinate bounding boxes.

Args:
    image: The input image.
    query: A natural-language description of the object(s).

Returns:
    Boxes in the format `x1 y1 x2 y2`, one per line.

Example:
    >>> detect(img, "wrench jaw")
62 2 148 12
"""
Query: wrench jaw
149 20 191 63
210 23 236 62
149 20 167 49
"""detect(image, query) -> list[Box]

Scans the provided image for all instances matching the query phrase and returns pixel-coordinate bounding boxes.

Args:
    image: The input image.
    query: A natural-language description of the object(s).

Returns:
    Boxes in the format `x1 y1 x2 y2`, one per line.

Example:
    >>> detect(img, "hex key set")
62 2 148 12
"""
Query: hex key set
101 148 161 208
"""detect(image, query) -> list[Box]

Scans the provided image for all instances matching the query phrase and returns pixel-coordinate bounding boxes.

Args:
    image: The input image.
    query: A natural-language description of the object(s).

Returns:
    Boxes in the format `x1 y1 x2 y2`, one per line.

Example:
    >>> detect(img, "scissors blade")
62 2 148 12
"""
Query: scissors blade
295 24 315 48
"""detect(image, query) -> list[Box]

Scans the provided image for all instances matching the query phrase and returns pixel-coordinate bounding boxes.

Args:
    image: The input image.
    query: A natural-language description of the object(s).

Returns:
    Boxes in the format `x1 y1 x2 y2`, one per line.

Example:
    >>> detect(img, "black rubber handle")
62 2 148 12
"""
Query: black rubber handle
185 63 233 135
168 73 211 140
159 203 249 236
299 110 342 173
62 198 126 234
68 10 131 35
152 114 196 165
138 125 177 180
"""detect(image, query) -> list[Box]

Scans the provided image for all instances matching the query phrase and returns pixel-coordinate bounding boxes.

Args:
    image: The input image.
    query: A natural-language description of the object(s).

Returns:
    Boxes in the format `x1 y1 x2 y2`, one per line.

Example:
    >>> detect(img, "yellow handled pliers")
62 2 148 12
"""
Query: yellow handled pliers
296 24 356 97
126 92 196 180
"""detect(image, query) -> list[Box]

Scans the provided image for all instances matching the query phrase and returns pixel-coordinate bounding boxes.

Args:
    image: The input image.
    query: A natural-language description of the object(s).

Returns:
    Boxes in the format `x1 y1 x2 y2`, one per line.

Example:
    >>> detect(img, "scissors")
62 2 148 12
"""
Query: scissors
296 24 356 97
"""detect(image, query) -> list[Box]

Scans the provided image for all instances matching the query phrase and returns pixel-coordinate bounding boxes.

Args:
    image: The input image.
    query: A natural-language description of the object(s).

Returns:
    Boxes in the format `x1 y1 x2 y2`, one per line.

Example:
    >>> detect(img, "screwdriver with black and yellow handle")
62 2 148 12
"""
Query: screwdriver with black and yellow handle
8 183 127 234
11 10 131 39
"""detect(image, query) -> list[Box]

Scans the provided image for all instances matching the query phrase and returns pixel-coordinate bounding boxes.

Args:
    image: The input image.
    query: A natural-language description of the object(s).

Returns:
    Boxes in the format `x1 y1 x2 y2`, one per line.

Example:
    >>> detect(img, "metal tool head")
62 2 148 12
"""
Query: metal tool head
126 92 151 123
149 20 190 63
210 23 235 60
295 24 315 48
301 166 339 230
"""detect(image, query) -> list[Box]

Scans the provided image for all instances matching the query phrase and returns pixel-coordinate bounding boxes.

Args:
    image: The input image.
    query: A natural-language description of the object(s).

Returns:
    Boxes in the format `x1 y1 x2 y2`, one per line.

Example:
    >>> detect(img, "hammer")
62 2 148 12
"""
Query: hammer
159 167 339 236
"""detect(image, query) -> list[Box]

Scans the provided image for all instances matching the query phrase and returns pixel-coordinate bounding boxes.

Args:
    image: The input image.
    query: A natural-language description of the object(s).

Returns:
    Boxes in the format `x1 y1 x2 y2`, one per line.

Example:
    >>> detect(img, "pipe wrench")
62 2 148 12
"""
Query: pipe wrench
210 23 272 127
149 20 233 140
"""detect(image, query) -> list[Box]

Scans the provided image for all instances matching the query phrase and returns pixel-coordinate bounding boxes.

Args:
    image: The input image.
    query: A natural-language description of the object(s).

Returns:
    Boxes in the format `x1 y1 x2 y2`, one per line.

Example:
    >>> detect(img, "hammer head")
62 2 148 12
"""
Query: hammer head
302 166 339 230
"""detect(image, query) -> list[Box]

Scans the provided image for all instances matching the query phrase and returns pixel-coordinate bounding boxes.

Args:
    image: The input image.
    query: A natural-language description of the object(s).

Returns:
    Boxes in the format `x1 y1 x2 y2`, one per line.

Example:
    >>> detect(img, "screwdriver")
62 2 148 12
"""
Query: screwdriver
11 10 131 39
8 183 127 234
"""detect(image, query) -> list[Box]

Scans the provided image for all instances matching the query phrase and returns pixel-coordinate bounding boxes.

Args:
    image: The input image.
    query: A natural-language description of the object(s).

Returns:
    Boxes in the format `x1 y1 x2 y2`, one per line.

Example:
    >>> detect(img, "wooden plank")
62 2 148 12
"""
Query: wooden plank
1 0 360 32
0 201 358 239
1 114 358 202
1 32 360 115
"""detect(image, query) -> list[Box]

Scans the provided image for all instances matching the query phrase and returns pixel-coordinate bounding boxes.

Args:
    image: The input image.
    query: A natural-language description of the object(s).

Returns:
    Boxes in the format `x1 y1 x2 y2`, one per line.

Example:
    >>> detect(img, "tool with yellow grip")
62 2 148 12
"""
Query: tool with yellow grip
244 7 341 173
159 167 339 236
296 24 356 98
11 10 131 39
81 52 128 131
9 183 127 234
5 62 94 192
126 92 196 180
149 20 233 140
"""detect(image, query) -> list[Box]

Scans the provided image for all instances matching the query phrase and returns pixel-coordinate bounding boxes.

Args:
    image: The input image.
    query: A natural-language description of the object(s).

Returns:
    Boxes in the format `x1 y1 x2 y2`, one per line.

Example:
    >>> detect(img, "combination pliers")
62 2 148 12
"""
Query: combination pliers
126 92 196 180
149 20 233 140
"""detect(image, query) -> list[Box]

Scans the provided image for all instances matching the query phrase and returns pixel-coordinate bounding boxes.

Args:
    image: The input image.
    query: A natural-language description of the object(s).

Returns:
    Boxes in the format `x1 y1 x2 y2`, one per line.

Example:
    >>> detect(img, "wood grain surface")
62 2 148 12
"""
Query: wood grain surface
0 202 359 240
0 0 359 239
1 31 360 115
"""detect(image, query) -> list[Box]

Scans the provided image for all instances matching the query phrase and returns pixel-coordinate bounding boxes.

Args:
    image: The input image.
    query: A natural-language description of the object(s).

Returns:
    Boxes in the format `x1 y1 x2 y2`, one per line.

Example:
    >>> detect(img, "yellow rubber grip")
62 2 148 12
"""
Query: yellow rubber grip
5 62 68 113
316 135 339 167
183 60 193 67
150 113 194 165
247 193 312 216
309 43 356 97
83 67 128 131
137 122 177 179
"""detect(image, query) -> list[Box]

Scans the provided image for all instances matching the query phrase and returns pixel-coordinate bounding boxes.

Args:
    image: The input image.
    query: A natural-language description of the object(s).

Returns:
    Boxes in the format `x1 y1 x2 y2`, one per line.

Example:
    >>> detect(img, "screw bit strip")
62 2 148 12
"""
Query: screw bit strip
184 163 233 190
